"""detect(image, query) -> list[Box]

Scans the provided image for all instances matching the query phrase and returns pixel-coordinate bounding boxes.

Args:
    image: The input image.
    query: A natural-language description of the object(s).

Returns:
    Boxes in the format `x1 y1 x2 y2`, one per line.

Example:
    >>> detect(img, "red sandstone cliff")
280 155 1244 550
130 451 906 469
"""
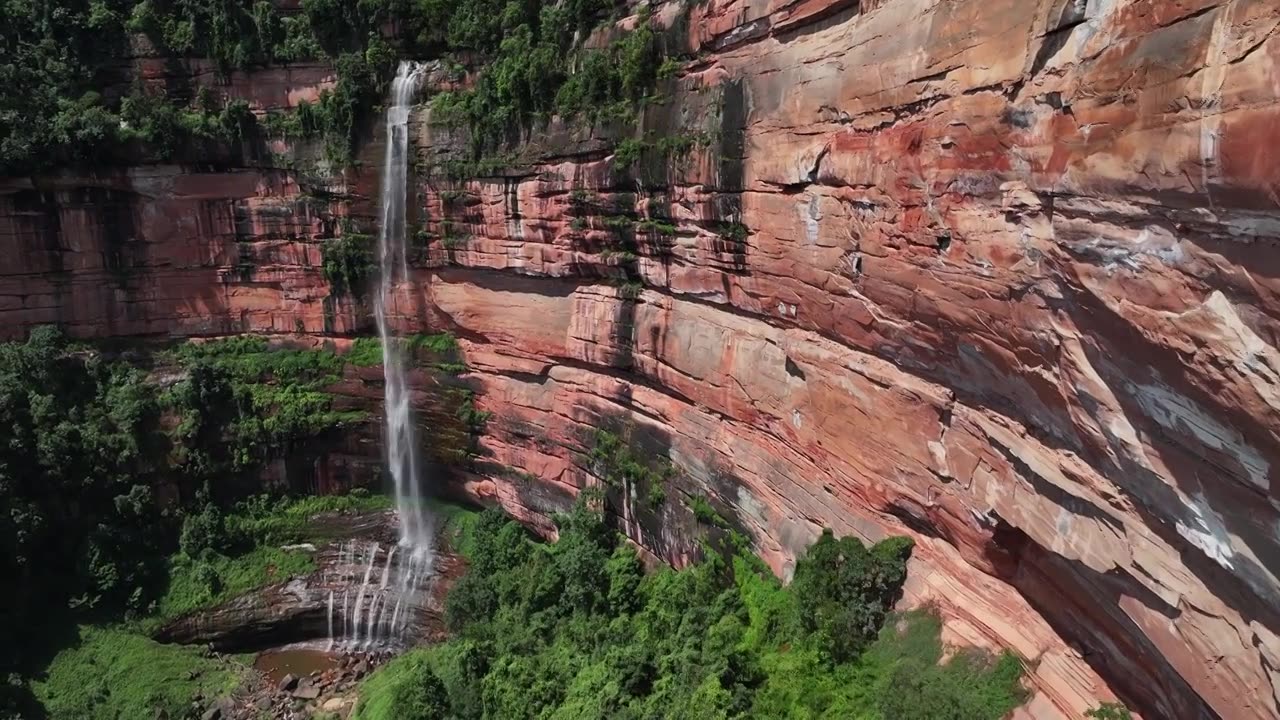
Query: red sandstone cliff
3 1 1280 718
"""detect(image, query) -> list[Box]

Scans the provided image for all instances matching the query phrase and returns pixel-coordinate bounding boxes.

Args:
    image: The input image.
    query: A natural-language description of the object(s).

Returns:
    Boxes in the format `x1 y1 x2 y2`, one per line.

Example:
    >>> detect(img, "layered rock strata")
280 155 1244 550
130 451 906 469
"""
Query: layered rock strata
1 0 1279 718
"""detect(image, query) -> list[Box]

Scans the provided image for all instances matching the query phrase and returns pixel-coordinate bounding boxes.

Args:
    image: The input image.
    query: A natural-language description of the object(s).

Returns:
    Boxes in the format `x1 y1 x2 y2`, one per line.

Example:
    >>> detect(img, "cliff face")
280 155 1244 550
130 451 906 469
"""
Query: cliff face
2 0 1279 718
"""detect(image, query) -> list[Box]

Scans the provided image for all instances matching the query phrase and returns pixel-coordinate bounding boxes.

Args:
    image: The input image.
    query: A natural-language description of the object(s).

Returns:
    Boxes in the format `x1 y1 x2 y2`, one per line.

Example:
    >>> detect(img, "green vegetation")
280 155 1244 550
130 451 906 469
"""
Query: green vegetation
614 138 647 169
33 625 241 720
436 361 469 375
23 488 396 718
353 500 1028 720
323 232 376 295
410 331 460 353
346 333 462 369
168 336 364 475
1 0 685 174
422 1 664 156
0 329 379 716
0 0 412 172
614 133 709 171
348 337 386 366
636 218 678 236
590 429 675 506
0 328 173 673
1087 703 1134 720
689 495 729 528
454 390 492 441
722 221 750 243
152 491 392 625
152 544 313 625
440 220 471 248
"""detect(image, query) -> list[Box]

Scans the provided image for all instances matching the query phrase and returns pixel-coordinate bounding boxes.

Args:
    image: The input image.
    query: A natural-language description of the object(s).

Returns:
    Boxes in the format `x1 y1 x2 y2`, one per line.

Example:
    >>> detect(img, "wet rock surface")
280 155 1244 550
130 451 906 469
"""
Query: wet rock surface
215 649 384 720
154 510 461 653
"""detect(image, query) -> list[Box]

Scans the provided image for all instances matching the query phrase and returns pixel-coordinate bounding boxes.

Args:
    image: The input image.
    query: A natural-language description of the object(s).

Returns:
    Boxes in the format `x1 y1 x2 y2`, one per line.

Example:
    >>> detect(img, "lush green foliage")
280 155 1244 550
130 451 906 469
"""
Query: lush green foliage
354 502 1028 720
322 232 377 295
1 0 131 172
224 490 394 546
0 0 403 172
417 0 672 157
167 335 363 477
0 330 372 716
590 429 673 506
151 491 392 626
348 337 386 366
33 625 241 720
0 0 673 173
151 543 314 626
346 333 462 370
0 328 171 686
792 530 912 663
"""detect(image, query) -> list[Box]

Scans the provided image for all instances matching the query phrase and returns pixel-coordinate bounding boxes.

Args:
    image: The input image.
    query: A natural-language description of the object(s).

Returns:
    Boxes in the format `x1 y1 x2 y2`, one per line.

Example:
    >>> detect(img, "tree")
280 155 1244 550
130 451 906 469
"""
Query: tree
180 504 236 560
387 666 451 719
791 530 913 662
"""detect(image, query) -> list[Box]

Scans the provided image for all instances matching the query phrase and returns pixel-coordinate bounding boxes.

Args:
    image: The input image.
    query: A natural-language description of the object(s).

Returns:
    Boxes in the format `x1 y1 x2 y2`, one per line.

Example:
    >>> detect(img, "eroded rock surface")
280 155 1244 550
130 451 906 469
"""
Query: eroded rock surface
2 0 1279 718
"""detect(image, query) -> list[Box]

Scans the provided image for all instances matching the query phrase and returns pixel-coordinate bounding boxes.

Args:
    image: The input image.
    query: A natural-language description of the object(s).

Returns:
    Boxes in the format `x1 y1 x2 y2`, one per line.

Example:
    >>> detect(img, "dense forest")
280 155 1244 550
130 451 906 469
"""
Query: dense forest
0 329 368 718
0 0 671 173
0 328 1038 720
351 502 1030 720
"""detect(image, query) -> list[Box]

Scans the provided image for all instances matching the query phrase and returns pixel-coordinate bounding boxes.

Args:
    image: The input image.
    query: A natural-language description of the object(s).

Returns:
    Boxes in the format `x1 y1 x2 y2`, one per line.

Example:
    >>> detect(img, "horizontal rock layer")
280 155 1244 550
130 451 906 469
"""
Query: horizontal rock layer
2 0 1279 718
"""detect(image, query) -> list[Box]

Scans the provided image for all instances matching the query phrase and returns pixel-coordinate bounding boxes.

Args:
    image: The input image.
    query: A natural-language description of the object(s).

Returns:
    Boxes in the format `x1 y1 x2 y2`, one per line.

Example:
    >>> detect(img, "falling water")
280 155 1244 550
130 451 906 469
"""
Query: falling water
350 543 378 647
326 591 335 650
325 539 433 648
319 64 437 652
374 60 433 552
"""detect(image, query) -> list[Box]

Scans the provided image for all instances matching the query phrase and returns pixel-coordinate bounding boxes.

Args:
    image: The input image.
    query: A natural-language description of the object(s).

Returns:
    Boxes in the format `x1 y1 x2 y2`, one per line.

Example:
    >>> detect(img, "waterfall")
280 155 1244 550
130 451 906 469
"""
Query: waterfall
326 539 430 649
374 60 434 554
326 591 334 651
322 62 437 653
351 542 379 647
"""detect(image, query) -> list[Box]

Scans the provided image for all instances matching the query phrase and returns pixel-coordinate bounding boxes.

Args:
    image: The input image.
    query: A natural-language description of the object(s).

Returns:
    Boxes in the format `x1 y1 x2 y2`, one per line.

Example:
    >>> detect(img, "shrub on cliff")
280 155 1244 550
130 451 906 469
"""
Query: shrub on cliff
322 233 377 296
1087 703 1134 720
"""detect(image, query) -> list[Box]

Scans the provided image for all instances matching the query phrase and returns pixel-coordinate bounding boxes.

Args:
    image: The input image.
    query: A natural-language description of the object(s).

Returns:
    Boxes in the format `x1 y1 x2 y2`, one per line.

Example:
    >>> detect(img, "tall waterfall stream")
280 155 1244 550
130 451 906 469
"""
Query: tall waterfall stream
327 61 433 650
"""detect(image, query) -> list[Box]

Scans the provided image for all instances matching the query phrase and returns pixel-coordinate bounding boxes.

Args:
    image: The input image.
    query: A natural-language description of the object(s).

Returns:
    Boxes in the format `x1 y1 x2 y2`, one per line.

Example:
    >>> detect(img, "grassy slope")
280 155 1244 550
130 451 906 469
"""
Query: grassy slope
33 626 242 720
145 492 396 628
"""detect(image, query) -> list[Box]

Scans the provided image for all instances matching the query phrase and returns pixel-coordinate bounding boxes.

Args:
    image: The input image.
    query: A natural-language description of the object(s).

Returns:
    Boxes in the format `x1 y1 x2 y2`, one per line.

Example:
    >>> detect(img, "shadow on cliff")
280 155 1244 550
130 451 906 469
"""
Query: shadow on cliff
988 516 1218 720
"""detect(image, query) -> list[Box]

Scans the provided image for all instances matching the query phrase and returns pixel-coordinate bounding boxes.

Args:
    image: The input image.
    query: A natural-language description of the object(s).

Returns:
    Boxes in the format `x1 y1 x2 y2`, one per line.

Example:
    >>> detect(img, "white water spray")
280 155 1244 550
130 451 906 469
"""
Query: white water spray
374 60 434 554
325 539 434 648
